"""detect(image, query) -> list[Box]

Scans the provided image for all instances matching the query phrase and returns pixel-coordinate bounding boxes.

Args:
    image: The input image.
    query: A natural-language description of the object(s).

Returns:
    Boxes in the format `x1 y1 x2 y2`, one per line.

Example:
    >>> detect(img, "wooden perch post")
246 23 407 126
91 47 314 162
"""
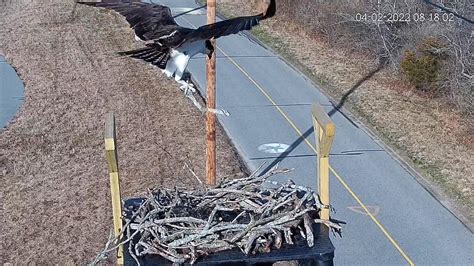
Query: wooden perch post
104 113 124 265
312 103 335 220
206 0 217 186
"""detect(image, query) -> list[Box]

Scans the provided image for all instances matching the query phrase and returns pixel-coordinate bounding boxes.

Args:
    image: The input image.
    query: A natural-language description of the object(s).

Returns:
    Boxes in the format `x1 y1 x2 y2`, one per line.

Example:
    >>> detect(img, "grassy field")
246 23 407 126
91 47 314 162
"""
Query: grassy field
0 0 244 263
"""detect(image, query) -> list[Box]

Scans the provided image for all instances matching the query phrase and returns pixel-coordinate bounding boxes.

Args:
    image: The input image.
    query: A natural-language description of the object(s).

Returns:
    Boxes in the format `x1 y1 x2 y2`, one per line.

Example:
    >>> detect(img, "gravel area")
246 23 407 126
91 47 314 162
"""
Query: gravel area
0 0 244 263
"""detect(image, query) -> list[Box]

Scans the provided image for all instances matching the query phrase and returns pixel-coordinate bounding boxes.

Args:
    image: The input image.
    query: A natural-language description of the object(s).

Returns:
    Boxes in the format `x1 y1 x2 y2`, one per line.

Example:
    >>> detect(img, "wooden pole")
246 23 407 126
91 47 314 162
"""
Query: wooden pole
206 0 217 186
104 113 124 265
311 103 335 220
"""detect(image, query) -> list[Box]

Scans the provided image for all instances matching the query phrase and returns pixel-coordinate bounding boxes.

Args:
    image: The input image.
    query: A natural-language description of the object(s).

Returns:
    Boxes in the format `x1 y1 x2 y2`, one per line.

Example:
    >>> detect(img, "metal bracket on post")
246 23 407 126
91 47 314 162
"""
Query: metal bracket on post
104 113 124 265
312 103 335 220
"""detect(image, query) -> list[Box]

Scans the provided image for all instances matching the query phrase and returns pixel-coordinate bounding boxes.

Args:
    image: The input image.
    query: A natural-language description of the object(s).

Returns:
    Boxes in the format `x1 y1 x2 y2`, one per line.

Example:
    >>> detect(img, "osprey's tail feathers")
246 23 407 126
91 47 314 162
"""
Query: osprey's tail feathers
118 47 170 70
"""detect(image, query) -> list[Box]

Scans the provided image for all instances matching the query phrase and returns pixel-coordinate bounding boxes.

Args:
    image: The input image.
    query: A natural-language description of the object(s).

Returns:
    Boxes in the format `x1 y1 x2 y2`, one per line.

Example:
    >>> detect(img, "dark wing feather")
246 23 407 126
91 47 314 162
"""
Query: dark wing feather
185 14 264 42
184 0 275 42
118 45 170 69
77 1 181 41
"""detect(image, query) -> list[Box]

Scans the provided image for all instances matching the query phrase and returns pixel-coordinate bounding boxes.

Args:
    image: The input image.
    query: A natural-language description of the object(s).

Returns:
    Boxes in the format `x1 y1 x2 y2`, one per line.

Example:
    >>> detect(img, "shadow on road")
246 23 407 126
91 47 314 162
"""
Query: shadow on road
259 59 387 176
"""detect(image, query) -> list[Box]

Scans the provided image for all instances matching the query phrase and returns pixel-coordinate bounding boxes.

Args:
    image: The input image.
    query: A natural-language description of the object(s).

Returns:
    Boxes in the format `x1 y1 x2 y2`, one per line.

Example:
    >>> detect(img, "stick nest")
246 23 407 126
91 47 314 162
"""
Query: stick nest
94 169 342 265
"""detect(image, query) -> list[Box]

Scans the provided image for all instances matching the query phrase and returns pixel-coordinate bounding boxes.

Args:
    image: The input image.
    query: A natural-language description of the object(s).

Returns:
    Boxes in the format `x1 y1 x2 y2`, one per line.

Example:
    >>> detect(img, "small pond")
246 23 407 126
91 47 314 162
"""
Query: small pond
0 55 25 128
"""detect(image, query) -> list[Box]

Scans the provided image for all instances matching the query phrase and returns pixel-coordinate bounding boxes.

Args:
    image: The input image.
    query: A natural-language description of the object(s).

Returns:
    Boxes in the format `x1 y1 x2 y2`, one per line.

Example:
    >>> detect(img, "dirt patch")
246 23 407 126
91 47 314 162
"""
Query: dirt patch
0 0 244 263
215 0 473 223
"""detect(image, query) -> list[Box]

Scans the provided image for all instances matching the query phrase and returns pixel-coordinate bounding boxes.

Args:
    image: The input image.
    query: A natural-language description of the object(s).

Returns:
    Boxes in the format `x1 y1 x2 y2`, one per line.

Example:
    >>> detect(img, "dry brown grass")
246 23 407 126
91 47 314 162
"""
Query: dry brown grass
0 0 244 263
216 0 473 223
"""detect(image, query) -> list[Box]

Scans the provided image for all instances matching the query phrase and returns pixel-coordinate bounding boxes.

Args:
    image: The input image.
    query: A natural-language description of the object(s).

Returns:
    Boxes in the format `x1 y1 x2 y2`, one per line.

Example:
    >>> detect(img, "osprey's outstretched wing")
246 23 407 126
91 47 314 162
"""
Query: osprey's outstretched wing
77 1 187 42
186 15 264 43
79 0 276 47
185 0 276 42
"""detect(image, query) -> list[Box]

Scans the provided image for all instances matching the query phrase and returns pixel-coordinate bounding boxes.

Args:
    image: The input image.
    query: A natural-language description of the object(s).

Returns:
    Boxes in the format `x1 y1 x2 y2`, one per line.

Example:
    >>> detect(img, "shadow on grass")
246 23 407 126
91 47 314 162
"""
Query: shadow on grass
328 58 388 117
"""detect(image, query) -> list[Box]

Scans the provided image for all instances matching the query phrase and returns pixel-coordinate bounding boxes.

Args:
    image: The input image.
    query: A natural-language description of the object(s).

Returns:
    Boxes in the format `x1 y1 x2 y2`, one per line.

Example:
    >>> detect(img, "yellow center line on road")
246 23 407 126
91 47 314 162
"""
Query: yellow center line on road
216 47 415 266
179 15 414 265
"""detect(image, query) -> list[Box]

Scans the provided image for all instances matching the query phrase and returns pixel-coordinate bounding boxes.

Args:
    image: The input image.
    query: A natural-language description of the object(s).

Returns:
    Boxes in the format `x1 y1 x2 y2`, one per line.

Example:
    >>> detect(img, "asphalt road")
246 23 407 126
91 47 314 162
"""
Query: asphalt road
151 1 473 264
0 55 24 128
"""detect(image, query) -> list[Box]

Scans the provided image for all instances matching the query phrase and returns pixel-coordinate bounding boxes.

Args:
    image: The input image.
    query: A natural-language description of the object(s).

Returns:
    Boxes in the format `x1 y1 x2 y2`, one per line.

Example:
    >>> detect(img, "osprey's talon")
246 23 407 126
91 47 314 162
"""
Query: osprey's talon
185 87 196 94
180 83 196 97
186 83 196 93
182 87 191 97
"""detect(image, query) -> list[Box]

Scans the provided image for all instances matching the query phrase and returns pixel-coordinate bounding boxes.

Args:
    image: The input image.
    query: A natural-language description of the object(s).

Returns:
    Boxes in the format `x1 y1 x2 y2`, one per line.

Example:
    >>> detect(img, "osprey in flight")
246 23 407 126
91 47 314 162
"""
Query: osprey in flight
78 0 276 97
